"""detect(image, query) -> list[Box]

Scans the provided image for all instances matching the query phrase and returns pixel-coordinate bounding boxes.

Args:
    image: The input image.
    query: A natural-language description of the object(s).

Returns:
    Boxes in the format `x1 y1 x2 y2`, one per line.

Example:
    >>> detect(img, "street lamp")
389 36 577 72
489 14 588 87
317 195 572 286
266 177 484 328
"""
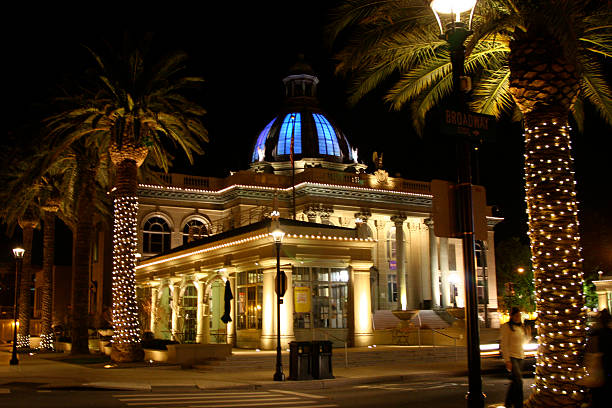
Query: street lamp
271 223 286 381
430 1 483 407
10 247 25 366
517 267 525 274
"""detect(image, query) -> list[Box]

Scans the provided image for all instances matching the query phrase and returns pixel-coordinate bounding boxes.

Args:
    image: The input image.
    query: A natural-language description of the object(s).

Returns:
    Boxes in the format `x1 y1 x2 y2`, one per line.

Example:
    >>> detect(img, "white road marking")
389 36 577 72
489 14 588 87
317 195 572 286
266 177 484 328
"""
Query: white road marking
125 396 300 405
189 402 336 408
115 392 270 398
269 389 326 399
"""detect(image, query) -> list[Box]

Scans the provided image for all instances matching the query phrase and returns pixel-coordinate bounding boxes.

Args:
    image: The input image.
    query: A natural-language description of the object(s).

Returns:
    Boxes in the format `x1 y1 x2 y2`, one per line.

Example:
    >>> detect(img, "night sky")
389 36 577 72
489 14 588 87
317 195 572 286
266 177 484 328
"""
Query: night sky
3 3 611 273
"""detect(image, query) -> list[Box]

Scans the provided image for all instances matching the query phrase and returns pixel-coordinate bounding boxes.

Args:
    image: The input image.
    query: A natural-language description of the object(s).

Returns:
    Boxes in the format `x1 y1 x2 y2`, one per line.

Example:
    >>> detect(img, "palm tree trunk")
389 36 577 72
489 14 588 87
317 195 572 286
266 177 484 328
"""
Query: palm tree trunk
70 156 98 355
17 217 38 349
523 109 587 408
509 26 586 407
110 158 145 362
40 210 56 350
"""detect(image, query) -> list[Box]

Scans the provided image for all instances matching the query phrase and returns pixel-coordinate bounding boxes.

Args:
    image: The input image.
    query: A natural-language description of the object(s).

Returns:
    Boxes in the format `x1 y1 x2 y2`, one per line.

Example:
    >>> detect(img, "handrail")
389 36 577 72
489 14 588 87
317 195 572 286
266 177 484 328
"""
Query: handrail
317 328 348 368
430 328 459 361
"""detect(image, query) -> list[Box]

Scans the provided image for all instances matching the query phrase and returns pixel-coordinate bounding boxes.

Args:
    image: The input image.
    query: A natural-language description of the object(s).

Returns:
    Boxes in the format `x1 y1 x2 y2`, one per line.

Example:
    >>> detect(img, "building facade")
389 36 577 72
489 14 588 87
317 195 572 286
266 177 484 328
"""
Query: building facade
134 62 502 349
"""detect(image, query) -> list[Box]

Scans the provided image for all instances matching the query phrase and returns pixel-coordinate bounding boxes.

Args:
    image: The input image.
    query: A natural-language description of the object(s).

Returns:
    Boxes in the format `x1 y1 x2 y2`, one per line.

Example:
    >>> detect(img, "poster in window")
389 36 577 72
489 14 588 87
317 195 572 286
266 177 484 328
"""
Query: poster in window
294 286 311 313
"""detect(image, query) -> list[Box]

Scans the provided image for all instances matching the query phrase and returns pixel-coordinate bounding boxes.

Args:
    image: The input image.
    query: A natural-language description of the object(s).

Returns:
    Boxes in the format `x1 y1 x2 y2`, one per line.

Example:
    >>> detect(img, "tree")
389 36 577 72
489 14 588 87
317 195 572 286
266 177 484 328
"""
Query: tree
46 36 208 362
495 237 534 313
330 1 612 406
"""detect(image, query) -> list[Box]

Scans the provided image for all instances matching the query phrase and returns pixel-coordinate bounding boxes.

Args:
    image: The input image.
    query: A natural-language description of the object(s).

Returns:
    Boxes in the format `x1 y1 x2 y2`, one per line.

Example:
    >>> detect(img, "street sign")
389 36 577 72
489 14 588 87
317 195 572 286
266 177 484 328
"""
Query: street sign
431 179 488 241
441 109 495 142
275 270 287 296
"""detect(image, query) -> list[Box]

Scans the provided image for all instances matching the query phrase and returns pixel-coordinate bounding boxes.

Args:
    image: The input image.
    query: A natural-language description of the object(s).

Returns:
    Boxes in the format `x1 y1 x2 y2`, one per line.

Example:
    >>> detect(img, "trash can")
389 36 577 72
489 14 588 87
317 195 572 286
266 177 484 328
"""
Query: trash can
288 341 313 380
311 340 334 379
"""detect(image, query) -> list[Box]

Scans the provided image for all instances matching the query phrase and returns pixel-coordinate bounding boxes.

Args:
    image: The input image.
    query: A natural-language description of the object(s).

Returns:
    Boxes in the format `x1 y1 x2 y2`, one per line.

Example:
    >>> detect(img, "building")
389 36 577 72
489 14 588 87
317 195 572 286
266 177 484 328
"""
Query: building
593 272 612 311
134 61 502 349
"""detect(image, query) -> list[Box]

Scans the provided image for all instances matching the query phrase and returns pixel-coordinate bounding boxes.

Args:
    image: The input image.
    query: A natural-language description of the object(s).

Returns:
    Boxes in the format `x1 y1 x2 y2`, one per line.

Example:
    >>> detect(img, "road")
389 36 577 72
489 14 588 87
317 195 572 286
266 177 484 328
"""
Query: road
0 372 533 408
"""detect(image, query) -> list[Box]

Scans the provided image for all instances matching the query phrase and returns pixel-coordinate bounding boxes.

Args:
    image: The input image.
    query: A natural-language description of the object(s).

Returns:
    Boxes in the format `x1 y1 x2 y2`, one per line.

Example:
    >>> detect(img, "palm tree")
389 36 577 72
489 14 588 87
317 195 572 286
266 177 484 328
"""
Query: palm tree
330 1 611 406
46 38 208 362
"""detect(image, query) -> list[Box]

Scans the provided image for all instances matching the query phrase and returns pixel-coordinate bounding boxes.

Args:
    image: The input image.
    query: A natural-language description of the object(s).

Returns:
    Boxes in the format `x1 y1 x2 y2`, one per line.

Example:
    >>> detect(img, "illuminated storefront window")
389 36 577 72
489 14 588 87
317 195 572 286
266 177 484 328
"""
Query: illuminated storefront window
293 267 348 329
236 270 263 330
182 285 197 343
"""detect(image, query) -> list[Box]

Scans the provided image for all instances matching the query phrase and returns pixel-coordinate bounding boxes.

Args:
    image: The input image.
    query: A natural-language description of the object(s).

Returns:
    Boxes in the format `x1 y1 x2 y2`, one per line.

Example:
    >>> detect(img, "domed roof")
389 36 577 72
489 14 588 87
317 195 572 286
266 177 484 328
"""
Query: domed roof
251 111 354 164
250 59 361 173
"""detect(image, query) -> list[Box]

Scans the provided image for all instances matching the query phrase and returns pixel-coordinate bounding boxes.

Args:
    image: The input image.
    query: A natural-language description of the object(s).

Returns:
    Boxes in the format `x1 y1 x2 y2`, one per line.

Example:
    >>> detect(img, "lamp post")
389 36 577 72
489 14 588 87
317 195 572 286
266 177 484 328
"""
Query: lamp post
271 223 286 381
430 1 483 407
10 247 25 366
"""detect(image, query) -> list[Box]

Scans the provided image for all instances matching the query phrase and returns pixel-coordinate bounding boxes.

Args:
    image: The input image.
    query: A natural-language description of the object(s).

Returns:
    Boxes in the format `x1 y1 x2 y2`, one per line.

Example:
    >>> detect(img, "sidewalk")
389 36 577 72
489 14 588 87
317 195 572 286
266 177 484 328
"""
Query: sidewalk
0 345 505 392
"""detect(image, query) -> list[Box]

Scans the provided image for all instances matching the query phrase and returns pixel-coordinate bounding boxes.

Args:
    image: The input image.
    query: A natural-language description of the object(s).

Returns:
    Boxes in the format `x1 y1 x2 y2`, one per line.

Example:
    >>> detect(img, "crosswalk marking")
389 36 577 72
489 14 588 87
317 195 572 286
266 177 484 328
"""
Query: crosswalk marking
189 402 336 408
269 390 326 399
124 397 301 406
115 392 271 398
115 389 338 408
355 382 461 391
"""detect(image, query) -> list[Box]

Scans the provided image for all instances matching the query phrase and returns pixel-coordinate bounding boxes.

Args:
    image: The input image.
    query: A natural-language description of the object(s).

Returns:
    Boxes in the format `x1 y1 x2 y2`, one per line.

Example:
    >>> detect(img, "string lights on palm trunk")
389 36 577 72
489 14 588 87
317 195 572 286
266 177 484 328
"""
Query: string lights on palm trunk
523 117 588 403
112 196 142 346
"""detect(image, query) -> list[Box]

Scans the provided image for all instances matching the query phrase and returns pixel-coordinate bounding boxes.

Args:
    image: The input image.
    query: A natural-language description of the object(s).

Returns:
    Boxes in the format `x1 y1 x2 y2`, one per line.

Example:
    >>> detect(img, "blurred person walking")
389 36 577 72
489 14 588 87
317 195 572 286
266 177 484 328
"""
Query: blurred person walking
584 309 611 408
501 307 525 408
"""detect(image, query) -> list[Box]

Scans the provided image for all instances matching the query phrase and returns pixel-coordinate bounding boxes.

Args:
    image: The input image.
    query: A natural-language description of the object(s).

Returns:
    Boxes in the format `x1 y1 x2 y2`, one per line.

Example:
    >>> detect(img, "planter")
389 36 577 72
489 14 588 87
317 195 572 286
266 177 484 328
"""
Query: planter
29 336 41 349
99 339 111 351
144 348 168 362
56 342 72 352
166 344 232 367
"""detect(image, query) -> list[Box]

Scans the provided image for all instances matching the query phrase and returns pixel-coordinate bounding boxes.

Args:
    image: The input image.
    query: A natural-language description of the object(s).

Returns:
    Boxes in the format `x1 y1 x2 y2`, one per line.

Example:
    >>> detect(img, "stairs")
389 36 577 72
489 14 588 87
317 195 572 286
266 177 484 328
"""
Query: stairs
373 309 453 330
194 346 467 372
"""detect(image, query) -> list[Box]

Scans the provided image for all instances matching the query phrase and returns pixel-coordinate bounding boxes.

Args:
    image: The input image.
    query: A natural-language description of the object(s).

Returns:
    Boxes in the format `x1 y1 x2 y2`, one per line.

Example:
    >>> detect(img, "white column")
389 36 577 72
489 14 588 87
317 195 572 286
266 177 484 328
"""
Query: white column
196 280 206 343
280 267 295 348
150 285 159 333
351 262 374 346
440 238 450 308
392 215 407 310
170 280 181 341
425 219 440 308
260 265 276 350
596 291 608 311
227 273 237 346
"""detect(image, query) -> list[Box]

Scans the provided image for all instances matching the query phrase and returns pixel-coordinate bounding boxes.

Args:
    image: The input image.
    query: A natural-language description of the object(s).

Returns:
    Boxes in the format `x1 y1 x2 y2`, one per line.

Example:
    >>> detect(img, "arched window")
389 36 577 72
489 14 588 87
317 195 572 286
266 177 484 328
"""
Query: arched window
182 219 209 245
251 118 276 162
313 113 340 156
386 226 396 260
143 216 171 254
277 113 302 155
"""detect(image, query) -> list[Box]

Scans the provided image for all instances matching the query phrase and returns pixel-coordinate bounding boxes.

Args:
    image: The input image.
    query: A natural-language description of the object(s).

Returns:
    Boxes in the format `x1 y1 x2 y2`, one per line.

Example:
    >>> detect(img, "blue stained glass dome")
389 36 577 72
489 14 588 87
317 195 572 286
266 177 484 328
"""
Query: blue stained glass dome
250 111 353 164
250 58 358 171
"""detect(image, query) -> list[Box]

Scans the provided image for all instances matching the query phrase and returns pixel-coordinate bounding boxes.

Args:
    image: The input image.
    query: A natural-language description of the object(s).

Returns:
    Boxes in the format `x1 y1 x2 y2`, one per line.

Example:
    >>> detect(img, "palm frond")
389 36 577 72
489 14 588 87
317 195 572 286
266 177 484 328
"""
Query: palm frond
471 67 514 117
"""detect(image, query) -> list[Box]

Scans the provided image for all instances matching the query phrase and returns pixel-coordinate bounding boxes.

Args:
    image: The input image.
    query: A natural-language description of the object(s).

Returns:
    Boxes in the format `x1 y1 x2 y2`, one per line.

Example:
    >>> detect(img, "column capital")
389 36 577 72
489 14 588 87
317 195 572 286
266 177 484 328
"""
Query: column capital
391 214 406 225
424 218 434 228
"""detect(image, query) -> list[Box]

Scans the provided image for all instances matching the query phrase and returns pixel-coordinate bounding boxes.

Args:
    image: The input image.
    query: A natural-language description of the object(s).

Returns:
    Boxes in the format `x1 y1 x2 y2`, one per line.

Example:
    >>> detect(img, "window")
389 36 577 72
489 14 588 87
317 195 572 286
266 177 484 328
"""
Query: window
293 267 348 329
387 226 396 260
277 113 302 155
182 219 209 245
236 270 263 330
251 118 276 161
143 216 171 254
313 113 340 156
448 244 457 271
387 274 397 302
182 286 197 343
